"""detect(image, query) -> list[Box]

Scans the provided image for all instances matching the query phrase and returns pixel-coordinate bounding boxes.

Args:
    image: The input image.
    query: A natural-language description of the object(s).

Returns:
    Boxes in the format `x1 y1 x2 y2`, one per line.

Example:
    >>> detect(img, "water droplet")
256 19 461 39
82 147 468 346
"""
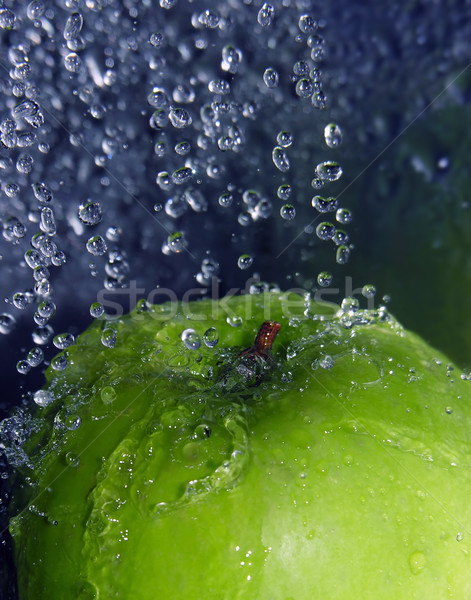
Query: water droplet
263 68 279 88
336 208 352 224
219 192 233 207
169 107 192 129
65 415 81 431
17 360 31 375
227 315 243 327
457 532 464 541
316 222 336 241
324 123 342 148
320 355 335 369
172 166 193 185
33 390 54 408
408 551 426 575
65 452 80 467
299 14 317 34
27 347 44 367
64 52 82 73
51 355 68 371
280 204 296 220
238 254 253 270
362 285 376 298
90 302 104 318
182 328 202 350
312 195 337 213
317 271 332 287
167 232 186 253
257 3 275 27
316 161 342 182
272 147 290 172
276 131 292 148
203 327 219 348
101 386 116 404
175 141 191 156
12 292 28 310
336 245 350 264
101 327 117 348
160 0 177 8
53 332 75 350
296 78 314 98
0 313 16 335
63 12 83 40
78 202 102 225
86 235 107 256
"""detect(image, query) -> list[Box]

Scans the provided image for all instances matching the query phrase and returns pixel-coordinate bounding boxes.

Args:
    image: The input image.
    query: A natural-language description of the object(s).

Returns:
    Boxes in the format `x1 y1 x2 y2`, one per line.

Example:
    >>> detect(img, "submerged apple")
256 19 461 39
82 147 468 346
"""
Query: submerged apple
4 292 471 599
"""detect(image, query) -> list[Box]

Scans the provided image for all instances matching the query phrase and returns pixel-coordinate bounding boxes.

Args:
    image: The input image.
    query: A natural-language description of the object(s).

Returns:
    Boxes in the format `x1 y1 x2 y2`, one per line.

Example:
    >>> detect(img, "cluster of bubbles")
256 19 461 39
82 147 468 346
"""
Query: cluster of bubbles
0 0 357 407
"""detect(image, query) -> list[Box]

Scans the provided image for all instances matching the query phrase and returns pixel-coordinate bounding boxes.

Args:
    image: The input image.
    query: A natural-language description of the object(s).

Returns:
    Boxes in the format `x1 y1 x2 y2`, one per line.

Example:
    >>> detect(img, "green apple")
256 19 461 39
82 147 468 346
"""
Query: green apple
6 292 471 599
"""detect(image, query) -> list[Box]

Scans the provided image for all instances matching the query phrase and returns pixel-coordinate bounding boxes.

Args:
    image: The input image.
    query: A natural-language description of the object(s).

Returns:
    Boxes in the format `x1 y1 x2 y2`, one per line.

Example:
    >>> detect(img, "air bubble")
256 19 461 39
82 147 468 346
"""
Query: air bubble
362 285 376 298
13 293 28 310
51 355 68 371
208 79 230 95
63 12 83 40
64 53 82 73
172 167 193 185
101 386 116 404
167 232 186 253
312 195 337 213
38 300 56 319
219 192 233 207
27 1 45 20
277 185 291 200
79 202 102 225
175 141 191 156
32 182 53 204
182 328 202 350
296 78 314 98
169 107 192 129
17 360 31 375
299 14 317 33
336 245 350 264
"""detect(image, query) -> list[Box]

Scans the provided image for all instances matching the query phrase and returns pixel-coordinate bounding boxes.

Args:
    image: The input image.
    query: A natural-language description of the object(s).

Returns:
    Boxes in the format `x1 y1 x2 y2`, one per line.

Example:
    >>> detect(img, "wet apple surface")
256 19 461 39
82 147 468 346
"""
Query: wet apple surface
5 292 471 599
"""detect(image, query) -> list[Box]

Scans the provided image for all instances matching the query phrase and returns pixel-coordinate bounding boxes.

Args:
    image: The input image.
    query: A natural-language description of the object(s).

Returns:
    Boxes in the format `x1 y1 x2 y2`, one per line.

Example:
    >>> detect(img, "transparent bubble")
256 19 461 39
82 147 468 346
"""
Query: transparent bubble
272 146 290 172
263 68 279 89
324 123 342 148
221 45 241 74
147 88 169 108
316 161 342 181
280 204 296 220
257 3 275 27
86 235 107 256
320 355 335 369
238 254 253 270
101 328 117 348
106 226 122 242
25 249 42 268
277 184 292 200
312 195 337 213
208 79 230 95
65 452 79 467
65 415 81 431
317 271 333 287
311 91 327 109
33 390 54 408
149 32 164 47
203 327 219 348
336 208 352 224
33 265 49 282
276 131 292 148
316 222 336 241
362 284 376 298
0 313 16 335
182 328 202 350
27 347 44 367
16 154 34 174
32 325 53 345
53 332 75 350
160 0 177 8
40 207 56 235
333 230 349 246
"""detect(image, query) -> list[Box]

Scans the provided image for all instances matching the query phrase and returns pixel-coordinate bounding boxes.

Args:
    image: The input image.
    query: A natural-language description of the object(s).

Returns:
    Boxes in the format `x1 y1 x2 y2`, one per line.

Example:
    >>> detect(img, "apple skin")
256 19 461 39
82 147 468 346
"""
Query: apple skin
7 292 471 599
